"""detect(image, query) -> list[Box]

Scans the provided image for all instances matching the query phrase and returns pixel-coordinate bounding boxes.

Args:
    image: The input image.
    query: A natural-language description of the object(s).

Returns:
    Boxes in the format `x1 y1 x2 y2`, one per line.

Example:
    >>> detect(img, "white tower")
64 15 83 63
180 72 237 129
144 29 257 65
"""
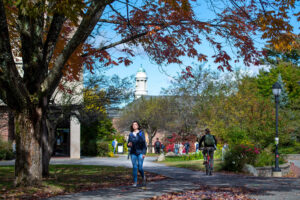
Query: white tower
135 66 148 99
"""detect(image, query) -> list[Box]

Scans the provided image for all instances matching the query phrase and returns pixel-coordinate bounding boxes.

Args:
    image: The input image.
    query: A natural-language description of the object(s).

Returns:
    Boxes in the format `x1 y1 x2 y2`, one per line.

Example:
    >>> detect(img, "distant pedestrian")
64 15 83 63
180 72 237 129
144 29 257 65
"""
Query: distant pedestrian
112 139 118 154
179 143 183 155
154 138 161 154
12 141 16 154
127 121 147 187
174 143 179 155
161 143 165 153
222 143 229 161
184 140 190 155
195 141 199 153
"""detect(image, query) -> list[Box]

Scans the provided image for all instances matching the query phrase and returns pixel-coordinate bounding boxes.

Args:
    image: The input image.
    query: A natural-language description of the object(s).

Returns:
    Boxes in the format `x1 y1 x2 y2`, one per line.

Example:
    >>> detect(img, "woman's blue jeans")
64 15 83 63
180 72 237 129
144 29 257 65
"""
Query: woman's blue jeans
130 154 144 183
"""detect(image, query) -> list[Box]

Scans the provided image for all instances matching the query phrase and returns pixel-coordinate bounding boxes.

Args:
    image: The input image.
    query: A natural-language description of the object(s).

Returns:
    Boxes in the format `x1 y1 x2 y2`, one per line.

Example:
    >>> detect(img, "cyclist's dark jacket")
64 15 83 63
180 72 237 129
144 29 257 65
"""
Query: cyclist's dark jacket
199 134 217 149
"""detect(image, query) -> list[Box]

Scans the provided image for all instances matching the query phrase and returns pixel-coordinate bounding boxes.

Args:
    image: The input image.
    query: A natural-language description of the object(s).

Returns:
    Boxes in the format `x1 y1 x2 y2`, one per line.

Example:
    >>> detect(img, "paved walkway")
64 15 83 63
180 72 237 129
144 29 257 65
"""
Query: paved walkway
1 156 300 200
291 160 300 168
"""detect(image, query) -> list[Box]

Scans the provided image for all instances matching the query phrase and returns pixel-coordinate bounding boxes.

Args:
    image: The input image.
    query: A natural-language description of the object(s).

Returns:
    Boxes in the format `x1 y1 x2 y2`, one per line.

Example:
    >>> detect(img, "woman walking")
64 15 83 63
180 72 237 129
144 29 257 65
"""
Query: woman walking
127 121 147 187
179 142 183 155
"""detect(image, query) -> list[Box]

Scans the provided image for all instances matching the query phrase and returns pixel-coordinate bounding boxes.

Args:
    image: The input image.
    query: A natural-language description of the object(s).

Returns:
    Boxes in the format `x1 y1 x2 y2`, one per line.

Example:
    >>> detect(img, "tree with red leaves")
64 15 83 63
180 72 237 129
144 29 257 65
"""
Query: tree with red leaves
0 0 297 186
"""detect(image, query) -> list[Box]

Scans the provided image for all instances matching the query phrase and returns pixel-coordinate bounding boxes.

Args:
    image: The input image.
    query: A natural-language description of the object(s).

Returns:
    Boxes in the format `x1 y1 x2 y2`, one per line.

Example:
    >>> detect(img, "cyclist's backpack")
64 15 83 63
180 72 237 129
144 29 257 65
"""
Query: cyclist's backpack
204 134 215 146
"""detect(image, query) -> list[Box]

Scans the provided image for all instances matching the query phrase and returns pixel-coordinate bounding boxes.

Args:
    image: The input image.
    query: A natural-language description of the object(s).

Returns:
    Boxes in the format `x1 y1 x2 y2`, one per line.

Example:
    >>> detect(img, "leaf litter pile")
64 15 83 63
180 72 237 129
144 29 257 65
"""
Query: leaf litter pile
148 185 258 200
1 165 167 200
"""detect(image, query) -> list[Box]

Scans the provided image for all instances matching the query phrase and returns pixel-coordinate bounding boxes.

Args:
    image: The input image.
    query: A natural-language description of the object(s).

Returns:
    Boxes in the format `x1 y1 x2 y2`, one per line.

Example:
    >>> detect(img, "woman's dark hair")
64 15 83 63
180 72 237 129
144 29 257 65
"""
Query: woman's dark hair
205 128 210 134
130 121 141 132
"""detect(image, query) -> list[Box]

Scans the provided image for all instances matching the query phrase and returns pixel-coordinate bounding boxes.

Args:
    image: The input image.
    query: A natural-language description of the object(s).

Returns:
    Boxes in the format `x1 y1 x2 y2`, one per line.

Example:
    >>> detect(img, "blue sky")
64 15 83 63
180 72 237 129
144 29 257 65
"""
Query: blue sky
102 53 266 96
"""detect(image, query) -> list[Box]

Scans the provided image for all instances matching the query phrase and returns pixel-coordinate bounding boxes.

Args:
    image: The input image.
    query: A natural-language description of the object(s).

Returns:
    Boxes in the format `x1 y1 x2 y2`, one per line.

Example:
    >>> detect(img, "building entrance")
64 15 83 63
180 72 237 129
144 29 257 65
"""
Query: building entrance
53 126 70 157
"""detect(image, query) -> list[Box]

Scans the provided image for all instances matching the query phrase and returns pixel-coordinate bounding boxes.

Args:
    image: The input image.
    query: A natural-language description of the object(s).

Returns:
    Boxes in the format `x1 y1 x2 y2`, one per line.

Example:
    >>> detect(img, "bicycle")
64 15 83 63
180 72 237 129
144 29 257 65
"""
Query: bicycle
200 147 215 176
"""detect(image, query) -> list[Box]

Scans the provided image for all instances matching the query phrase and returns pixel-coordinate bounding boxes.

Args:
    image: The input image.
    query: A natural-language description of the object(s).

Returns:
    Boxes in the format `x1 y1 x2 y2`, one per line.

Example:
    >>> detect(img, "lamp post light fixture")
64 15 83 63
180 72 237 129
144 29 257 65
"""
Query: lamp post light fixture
272 82 282 177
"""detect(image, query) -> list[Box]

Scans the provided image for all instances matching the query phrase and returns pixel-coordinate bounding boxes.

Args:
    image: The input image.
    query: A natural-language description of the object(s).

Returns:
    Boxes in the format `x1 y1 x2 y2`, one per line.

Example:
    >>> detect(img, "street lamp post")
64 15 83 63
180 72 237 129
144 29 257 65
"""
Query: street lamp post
272 82 282 176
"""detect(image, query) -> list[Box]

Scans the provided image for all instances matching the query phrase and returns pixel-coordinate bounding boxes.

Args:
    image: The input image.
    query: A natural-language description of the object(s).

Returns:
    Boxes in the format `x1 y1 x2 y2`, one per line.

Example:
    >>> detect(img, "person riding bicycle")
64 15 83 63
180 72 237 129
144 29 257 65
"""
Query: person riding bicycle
199 128 217 175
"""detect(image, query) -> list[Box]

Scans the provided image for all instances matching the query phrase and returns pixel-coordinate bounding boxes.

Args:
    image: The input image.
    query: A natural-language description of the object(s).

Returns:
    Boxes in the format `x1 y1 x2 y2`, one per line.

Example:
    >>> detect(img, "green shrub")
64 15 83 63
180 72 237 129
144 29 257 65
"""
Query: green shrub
84 140 97 156
222 144 260 172
0 139 14 160
279 142 300 154
225 128 250 145
254 150 274 167
81 117 116 156
108 140 114 153
255 146 287 167
96 141 110 156
214 146 222 160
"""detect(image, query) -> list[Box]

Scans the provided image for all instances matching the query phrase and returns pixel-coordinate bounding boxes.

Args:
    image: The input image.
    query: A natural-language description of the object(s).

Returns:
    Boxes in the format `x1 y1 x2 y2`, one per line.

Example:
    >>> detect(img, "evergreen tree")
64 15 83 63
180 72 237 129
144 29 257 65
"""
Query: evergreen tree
273 73 289 107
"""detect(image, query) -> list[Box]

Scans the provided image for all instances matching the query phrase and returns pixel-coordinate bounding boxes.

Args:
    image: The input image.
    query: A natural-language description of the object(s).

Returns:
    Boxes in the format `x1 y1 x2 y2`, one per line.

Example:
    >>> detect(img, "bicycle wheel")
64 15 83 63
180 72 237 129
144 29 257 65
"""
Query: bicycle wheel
208 158 212 175
205 154 210 175
208 149 213 175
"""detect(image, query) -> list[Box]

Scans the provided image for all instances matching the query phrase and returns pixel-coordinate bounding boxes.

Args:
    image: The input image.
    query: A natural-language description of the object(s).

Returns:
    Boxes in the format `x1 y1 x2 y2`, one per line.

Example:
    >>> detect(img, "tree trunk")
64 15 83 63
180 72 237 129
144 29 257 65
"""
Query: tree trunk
147 131 152 153
14 111 43 186
8 110 15 141
147 129 157 153
42 117 56 177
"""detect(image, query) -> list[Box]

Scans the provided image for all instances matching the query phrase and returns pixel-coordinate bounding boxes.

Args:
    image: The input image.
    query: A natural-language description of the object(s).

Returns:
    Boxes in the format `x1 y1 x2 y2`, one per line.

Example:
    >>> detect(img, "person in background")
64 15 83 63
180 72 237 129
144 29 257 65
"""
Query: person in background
195 141 199 153
112 139 118 154
174 142 179 155
179 142 183 155
222 143 229 161
127 121 147 187
184 140 190 155
199 128 217 174
154 138 161 154
12 140 16 155
161 143 165 153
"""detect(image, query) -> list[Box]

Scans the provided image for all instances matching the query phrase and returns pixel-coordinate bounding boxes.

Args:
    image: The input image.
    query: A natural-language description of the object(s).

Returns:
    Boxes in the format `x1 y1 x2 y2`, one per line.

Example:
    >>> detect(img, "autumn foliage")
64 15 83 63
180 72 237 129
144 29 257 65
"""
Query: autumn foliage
4 0 298 81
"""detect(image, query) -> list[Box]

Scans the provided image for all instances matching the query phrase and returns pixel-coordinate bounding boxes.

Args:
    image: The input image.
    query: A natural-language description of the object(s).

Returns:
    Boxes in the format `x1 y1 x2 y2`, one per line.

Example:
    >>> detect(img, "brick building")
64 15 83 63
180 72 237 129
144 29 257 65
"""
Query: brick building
0 102 14 142
0 56 83 159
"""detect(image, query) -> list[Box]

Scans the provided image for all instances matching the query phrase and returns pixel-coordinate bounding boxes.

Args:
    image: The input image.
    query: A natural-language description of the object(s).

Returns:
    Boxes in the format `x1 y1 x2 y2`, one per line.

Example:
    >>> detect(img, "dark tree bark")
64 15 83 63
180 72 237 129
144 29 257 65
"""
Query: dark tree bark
0 0 110 185
8 110 15 141
14 110 43 186
42 117 56 177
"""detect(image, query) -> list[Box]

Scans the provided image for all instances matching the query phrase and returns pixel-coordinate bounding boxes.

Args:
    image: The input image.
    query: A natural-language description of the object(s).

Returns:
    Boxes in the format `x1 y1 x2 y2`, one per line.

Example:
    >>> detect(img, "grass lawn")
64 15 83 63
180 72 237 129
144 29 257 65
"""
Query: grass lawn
117 153 159 157
0 165 165 199
160 159 224 172
146 153 160 157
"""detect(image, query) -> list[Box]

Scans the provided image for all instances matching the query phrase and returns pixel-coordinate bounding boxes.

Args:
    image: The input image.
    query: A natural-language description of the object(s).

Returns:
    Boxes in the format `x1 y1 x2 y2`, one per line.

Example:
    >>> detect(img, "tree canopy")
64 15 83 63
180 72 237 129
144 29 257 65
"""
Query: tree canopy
1 0 298 110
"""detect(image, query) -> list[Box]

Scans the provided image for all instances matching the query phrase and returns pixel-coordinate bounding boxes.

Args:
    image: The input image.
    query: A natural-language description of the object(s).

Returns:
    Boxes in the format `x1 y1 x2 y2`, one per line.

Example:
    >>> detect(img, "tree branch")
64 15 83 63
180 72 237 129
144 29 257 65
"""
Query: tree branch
81 25 171 58
43 13 66 71
18 1 45 93
100 31 148 50
0 0 29 110
98 19 192 26
41 0 114 99
109 4 127 23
